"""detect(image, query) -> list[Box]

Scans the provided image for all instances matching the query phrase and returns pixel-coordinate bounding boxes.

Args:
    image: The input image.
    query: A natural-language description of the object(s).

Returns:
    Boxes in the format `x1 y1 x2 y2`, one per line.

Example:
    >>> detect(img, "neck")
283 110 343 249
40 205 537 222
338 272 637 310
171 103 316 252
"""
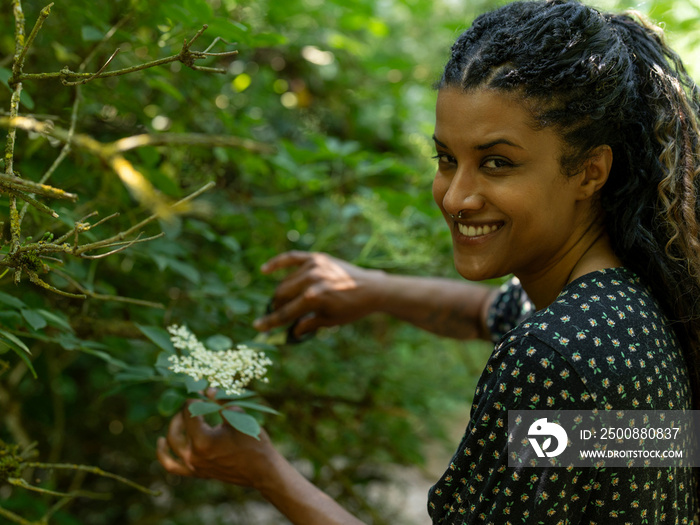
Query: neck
518 224 623 310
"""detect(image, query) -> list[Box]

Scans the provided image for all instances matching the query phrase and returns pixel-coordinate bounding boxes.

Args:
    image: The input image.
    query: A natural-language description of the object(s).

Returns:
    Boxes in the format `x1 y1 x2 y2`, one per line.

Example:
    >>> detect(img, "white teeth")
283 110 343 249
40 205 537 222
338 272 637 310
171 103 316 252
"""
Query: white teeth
458 223 500 237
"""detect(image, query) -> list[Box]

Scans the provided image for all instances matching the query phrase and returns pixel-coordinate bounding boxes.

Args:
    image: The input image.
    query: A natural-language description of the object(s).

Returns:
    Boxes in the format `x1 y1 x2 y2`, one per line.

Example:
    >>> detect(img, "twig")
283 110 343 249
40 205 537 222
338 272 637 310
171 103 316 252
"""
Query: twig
113 132 275 154
10 3 53 83
27 270 86 298
62 48 120 86
51 268 165 308
80 232 165 259
0 506 32 525
72 180 215 256
8 477 111 499
24 462 160 496
4 186 59 217
16 26 238 84
1 171 78 200
52 211 114 245
202 35 235 54
7 0 26 258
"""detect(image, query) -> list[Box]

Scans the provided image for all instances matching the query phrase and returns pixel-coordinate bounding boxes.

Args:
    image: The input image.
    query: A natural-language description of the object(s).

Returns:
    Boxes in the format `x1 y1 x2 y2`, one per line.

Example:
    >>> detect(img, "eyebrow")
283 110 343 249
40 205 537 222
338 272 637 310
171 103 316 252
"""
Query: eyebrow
432 134 523 151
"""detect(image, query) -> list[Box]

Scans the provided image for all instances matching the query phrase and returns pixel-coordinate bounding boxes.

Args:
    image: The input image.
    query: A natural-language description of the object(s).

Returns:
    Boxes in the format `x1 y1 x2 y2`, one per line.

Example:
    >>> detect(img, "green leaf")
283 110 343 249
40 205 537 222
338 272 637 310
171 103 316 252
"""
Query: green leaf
167 259 201 284
0 329 30 355
0 67 10 88
185 376 208 393
0 68 34 110
146 77 185 102
204 19 250 45
21 309 47 331
0 330 35 378
81 26 104 41
214 389 256 401
226 400 280 415
137 324 175 354
250 32 288 47
224 297 251 315
183 0 213 21
155 352 175 376
36 309 73 332
158 389 187 416
20 90 34 110
1 341 37 378
188 401 222 416
221 236 241 252
221 410 261 439
114 366 156 381
56 333 80 351
0 291 26 310
205 334 232 351
77 346 129 369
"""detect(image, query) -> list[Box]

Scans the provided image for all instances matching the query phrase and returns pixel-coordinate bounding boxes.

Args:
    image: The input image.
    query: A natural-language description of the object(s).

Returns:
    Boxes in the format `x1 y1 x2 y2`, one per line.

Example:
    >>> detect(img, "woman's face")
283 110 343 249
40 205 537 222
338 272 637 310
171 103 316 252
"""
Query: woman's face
432 87 591 284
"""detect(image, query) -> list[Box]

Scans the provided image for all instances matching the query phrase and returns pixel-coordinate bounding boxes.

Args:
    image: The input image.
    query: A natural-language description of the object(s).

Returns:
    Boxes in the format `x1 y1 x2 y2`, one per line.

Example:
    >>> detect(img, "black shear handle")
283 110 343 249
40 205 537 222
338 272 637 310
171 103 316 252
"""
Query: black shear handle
266 300 315 344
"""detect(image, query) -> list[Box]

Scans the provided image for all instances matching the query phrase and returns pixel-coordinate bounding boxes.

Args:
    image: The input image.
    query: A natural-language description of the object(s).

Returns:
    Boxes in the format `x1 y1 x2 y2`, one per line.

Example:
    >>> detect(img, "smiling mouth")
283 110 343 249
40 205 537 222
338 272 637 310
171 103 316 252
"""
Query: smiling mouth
457 223 502 238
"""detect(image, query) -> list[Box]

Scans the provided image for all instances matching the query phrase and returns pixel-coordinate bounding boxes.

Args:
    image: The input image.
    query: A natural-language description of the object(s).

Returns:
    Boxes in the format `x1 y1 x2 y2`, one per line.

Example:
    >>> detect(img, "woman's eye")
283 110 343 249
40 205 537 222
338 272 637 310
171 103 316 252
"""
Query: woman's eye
432 153 456 165
482 157 512 169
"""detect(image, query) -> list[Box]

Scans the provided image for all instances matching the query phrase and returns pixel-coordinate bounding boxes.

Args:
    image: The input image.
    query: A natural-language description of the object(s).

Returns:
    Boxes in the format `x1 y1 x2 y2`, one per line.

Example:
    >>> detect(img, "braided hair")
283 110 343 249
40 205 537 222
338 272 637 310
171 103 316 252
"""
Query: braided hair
439 0 700 406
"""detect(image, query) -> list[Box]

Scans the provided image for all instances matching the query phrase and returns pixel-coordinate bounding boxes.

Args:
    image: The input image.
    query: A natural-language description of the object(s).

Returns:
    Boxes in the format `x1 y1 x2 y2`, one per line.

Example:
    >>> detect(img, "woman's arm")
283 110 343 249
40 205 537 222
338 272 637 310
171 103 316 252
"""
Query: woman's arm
157 404 366 525
253 251 497 341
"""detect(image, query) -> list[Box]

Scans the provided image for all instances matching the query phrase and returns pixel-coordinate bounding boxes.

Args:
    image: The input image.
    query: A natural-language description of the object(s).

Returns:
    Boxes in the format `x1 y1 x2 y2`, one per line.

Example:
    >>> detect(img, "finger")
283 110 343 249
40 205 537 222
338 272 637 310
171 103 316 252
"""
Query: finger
166 411 189 455
260 251 315 274
272 260 323 307
255 292 316 332
181 400 215 451
292 314 330 336
156 437 194 477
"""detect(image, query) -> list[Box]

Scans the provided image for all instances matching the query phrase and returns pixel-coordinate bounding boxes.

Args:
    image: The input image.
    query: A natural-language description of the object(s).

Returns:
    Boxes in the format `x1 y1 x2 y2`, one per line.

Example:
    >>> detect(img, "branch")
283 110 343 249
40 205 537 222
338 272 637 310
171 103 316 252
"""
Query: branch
8 477 111 500
50 269 165 308
10 3 53 85
27 270 86 299
0 116 271 218
0 506 32 525
113 132 276 155
1 171 78 201
0 182 214 297
16 25 238 85
24 462 160 496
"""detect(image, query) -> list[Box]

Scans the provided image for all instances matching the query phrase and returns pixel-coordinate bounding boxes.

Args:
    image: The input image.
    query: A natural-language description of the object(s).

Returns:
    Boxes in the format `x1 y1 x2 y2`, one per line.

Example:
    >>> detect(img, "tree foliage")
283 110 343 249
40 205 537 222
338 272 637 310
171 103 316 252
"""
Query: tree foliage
0 0 698 523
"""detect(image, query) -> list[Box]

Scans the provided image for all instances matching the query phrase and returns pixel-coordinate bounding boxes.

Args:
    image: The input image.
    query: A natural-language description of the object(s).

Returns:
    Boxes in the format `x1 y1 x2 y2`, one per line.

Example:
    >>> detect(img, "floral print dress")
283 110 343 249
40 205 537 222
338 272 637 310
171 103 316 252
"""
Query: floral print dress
428 268 698 524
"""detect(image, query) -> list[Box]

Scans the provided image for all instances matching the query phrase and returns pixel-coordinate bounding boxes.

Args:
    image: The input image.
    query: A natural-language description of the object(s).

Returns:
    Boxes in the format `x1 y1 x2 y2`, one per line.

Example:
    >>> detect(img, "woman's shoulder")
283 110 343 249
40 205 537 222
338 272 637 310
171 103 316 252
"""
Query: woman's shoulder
492 267 691 410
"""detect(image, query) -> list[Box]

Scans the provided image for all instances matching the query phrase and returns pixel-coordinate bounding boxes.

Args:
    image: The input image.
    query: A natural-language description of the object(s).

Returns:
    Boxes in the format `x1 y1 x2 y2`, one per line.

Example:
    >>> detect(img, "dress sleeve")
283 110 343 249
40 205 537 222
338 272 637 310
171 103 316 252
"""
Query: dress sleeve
485 277 535 344
428 335 599 523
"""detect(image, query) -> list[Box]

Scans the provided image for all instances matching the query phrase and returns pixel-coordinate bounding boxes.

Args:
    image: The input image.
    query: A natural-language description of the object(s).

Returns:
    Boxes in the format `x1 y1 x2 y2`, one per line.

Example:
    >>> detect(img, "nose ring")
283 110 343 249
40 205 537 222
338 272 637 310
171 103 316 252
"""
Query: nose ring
449 211 466 220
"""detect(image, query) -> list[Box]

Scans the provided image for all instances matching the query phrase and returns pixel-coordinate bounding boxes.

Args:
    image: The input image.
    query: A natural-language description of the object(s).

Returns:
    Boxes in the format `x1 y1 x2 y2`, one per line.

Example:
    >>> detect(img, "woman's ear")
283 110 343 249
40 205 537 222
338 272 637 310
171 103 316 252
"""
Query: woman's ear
576 145 613 200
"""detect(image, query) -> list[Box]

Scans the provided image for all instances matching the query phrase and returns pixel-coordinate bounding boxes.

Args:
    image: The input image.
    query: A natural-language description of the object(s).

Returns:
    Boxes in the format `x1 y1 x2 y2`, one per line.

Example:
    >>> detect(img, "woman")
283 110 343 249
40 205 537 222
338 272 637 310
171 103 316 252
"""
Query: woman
157 1 700 522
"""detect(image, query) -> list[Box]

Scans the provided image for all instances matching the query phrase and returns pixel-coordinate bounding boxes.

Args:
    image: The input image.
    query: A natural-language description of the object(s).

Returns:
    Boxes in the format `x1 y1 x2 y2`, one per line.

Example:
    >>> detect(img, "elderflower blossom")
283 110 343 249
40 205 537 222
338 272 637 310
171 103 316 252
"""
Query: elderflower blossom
167 325 272 396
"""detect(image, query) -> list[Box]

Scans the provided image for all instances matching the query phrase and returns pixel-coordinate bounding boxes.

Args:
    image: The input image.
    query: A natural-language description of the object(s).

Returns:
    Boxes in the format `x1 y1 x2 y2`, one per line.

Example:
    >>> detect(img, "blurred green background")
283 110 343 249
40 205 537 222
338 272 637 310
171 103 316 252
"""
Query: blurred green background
1 0 698 523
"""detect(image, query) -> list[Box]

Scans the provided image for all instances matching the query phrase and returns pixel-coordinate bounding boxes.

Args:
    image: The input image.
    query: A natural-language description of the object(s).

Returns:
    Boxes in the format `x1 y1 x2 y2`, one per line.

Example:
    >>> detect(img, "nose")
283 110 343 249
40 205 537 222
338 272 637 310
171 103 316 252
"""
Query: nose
439 167 485 217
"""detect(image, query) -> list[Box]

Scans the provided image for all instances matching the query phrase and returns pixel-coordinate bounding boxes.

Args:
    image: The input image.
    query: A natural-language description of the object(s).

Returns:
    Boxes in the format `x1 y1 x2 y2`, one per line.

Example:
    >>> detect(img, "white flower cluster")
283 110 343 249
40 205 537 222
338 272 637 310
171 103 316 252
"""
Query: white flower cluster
167 325 272 396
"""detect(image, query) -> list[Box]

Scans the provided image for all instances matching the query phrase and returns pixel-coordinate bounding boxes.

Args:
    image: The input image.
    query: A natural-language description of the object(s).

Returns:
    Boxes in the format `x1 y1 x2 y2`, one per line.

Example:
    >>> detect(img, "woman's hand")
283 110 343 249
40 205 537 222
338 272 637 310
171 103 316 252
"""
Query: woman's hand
157 398 367 525
156 401 277 489
253 251 386 338
253 250 497 341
